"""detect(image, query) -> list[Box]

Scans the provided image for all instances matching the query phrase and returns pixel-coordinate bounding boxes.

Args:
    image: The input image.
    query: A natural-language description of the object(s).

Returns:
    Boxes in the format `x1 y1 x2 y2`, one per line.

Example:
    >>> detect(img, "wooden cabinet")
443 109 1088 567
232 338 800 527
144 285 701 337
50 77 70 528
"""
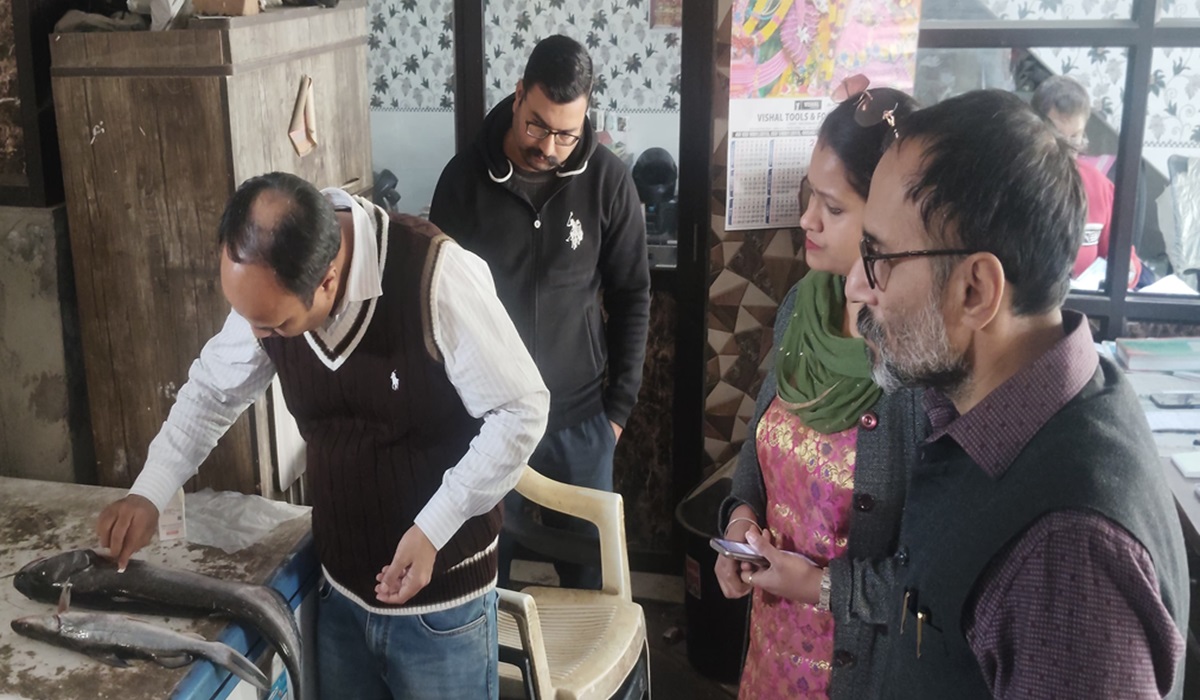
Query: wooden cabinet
50 2 370 492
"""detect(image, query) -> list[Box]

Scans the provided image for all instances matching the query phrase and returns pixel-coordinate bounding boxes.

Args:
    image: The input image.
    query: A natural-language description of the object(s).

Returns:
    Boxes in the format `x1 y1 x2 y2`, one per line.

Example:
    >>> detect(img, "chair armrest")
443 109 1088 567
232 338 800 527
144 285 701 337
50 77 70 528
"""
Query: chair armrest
514 466 633 600
497 588 554 696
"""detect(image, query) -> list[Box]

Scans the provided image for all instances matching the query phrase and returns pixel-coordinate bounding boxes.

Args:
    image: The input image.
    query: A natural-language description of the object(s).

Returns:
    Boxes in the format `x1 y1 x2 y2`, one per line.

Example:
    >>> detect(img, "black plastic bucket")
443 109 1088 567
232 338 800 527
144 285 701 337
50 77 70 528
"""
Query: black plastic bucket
674 469 750 685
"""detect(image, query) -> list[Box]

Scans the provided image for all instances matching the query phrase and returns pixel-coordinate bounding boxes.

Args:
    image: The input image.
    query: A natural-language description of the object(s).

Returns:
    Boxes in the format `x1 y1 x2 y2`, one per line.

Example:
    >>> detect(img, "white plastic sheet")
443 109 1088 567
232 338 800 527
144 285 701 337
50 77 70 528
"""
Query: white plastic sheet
185 489 309 554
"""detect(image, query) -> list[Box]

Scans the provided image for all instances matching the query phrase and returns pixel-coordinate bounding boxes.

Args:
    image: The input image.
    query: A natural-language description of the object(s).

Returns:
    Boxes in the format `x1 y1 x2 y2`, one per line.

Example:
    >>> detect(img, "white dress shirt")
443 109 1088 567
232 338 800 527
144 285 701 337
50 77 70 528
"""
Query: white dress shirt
130 190 549 552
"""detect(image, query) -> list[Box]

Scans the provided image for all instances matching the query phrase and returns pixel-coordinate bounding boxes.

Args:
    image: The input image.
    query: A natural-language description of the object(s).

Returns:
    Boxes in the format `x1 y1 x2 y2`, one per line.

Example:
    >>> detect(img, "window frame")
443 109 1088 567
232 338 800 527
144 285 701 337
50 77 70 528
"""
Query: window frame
918 4 1200 338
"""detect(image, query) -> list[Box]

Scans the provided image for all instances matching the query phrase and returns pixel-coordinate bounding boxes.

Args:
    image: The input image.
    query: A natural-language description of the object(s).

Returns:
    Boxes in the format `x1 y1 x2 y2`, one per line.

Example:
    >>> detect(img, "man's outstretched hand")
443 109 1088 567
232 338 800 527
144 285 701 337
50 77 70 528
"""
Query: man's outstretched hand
96 495 159 572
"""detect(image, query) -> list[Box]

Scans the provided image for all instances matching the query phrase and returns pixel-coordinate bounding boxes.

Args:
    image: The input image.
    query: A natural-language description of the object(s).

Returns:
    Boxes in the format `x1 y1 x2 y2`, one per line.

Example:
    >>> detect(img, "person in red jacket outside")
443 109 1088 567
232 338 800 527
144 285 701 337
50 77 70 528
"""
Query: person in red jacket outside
1032 76 1142 289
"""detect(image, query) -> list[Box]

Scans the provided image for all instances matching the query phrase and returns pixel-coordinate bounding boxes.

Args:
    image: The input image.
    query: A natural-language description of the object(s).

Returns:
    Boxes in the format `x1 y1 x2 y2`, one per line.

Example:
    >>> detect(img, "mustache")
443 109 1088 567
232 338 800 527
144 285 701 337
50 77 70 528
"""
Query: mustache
524 149 561 167
857 305 883 345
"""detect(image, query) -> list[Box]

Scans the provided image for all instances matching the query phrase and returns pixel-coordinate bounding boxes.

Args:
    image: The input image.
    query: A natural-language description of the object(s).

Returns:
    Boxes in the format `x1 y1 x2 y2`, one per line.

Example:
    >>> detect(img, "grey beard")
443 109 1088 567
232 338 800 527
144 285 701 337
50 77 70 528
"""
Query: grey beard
857 299 970 395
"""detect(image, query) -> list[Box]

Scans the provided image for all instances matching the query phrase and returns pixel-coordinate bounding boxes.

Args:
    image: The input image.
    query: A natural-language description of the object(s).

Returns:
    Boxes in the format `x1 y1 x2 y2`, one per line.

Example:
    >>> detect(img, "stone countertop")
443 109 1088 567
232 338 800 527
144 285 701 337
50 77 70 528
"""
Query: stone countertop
0 476 311 699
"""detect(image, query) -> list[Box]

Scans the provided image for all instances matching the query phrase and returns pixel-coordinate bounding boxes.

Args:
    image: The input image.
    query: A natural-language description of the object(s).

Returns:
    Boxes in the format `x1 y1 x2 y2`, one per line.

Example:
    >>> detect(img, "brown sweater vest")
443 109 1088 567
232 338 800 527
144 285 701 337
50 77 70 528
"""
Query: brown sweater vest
261 211 501 609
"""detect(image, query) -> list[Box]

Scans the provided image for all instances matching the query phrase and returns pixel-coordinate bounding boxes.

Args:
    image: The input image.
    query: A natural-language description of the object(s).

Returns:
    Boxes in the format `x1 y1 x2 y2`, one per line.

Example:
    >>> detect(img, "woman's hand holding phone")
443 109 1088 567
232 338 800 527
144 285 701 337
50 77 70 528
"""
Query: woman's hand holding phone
739 529 825 605
714 504 761 599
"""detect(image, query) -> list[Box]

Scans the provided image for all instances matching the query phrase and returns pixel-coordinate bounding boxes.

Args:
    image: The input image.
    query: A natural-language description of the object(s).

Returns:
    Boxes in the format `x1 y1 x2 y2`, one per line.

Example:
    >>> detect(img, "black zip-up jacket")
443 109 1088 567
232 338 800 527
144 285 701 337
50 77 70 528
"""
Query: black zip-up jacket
429 94 650 433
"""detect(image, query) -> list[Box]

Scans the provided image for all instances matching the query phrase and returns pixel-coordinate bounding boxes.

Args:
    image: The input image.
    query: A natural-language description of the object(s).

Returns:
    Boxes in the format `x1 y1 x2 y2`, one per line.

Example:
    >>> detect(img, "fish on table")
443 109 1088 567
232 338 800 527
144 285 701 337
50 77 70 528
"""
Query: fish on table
13 549 303 700
11 609 270 690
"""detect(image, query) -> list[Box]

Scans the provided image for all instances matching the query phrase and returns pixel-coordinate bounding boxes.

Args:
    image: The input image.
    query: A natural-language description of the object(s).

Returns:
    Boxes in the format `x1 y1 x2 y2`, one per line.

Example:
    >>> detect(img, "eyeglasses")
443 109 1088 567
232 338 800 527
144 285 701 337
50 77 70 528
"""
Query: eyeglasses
525 121 581 147
832 74 901 135
859 237 978 290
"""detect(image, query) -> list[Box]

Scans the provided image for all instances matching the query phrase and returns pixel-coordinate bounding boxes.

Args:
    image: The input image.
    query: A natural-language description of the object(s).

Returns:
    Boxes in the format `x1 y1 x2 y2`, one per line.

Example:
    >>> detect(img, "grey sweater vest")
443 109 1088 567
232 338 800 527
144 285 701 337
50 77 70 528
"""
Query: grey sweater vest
884 358 1188 698
261 212 500 609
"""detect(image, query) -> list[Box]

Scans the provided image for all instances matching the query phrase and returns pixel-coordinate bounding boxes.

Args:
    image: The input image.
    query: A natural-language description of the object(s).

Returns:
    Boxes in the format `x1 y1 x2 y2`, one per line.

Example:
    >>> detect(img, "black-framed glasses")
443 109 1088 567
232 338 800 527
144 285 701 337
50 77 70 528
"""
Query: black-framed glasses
859 238 978 290
525 121 581 147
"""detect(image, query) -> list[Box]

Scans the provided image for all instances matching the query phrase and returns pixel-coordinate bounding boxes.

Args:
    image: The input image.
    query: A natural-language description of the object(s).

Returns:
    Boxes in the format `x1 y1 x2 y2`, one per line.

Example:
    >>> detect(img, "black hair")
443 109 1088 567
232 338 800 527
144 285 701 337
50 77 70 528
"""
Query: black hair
218 172 340 308
895 90 1085 315
818 86 919 199
1030 75 1091 121
522 35 593 104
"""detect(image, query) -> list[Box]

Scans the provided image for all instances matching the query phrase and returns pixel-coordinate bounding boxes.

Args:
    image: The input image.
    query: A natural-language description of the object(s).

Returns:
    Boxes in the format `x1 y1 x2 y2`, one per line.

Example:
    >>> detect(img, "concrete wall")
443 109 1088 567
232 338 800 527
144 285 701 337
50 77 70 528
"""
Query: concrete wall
0 204 93 484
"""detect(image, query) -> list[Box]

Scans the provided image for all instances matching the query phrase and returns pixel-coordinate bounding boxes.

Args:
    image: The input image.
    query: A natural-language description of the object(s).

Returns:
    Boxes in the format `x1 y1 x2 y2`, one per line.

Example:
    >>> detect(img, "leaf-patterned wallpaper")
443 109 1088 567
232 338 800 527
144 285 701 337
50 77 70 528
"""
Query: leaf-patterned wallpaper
365 0 684 113
962 3 1200 150
918 43 1200 157
482 0 683 113
914 46 1128 137
1147 48 1200 148
366 0 1193 153
980 0 1132 19
367 0 457 111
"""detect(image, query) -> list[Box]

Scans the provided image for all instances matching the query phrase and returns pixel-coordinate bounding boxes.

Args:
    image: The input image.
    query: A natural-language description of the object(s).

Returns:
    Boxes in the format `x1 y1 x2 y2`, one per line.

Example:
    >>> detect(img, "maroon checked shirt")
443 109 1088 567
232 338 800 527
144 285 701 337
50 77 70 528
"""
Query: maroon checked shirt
923 311 1184 699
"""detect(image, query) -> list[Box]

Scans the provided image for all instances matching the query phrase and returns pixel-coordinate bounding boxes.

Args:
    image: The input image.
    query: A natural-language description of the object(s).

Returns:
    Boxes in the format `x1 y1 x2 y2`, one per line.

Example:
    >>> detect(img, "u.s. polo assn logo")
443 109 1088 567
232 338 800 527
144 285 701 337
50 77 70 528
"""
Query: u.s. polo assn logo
566 212 584 250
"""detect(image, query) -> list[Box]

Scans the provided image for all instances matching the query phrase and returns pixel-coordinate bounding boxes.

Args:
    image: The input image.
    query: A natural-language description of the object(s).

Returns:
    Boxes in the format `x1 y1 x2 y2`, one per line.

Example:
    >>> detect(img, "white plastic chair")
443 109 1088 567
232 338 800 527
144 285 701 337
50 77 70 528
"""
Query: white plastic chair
497 466 651 700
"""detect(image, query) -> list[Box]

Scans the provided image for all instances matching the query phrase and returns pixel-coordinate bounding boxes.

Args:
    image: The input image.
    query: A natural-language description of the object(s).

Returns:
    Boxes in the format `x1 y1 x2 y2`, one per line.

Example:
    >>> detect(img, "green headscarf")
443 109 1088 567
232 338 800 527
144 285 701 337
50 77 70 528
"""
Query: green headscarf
775 270 882 434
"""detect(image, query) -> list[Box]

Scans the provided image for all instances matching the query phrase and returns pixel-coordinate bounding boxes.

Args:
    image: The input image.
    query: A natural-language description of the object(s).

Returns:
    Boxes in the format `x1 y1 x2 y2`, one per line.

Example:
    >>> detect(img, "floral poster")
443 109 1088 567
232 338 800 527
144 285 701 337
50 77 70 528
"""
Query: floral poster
725 0 921 230
730 0 921 100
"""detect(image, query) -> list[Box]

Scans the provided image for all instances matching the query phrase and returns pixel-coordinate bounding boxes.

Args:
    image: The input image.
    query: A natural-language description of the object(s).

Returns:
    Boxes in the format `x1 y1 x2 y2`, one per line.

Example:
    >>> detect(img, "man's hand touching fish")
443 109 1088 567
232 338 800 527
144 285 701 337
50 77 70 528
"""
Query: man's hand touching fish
96 495 159 572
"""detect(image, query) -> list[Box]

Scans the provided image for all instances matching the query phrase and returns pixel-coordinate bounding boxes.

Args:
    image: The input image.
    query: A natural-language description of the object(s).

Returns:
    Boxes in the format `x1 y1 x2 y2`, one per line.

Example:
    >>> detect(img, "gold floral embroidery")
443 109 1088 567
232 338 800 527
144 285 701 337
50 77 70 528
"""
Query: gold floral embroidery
741 398 860 697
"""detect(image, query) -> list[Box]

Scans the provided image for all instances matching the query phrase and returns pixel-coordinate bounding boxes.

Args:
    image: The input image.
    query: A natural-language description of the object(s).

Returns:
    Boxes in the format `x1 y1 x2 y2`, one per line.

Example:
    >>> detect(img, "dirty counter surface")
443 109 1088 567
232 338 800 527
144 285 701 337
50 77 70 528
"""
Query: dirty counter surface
0 476 312 699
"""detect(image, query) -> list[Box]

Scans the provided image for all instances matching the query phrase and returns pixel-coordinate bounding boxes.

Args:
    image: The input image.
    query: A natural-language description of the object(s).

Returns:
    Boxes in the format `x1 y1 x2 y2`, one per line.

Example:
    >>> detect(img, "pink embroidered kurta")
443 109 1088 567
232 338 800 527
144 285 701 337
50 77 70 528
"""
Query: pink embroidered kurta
738 396 858 700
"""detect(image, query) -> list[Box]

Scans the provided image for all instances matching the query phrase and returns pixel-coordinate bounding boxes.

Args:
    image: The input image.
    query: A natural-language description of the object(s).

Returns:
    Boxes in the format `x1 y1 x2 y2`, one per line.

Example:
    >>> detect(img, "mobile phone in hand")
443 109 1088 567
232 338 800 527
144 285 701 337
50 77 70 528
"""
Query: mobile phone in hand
710 537 822 568
710 537 768 565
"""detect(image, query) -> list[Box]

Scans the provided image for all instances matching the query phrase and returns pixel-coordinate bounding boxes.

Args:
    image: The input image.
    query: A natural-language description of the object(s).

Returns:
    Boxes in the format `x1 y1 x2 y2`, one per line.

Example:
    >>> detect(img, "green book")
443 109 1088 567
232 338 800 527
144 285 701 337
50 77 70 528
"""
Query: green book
1115 337 1200 371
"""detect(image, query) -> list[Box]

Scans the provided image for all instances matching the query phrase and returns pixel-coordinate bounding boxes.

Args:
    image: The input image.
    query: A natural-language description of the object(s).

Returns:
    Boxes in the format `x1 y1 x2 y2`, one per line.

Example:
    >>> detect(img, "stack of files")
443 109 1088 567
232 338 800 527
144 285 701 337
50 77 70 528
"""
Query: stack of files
1115 337 1200 372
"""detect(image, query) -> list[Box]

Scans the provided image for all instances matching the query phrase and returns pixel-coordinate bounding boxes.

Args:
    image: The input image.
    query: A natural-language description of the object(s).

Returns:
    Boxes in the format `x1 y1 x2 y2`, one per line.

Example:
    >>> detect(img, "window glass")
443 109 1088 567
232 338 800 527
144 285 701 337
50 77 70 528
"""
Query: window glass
920 0 1133 21
913 46 1130 294
1160 0 1200 19
1135 47 1200 296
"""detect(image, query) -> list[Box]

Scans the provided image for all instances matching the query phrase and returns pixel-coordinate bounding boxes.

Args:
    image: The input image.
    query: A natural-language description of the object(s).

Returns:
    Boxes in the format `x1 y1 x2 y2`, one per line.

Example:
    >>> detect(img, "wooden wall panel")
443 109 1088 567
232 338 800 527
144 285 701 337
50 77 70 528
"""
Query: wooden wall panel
53 74 252 492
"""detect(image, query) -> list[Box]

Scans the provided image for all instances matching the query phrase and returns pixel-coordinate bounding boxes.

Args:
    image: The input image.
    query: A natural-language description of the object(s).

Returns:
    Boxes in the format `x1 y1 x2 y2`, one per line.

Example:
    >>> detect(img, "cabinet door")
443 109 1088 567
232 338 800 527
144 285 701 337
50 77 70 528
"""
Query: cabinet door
226 42 372 194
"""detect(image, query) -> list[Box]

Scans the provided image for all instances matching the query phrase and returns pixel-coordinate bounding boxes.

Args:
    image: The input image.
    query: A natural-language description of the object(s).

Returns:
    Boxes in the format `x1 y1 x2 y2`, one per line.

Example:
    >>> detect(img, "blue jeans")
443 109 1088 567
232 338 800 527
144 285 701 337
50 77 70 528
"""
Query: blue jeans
316 582 498 700
499 411 616 590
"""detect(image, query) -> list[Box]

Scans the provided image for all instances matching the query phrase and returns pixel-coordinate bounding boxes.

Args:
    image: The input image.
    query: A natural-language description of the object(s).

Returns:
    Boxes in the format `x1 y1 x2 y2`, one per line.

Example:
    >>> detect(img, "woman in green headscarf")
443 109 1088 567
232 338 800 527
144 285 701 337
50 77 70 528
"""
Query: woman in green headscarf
715 82 922 700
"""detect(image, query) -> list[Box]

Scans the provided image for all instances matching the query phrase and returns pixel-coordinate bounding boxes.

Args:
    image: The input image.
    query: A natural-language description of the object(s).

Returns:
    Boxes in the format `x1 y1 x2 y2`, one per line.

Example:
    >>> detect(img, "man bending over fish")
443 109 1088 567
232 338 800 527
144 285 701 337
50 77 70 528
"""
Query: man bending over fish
95 172 550 699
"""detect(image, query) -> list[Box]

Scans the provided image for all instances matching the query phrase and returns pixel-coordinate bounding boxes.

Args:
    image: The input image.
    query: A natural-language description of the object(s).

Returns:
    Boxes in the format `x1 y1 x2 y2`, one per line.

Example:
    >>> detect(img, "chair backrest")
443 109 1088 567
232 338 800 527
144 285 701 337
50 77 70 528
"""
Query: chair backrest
504 506 601 566
514 466 634 600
